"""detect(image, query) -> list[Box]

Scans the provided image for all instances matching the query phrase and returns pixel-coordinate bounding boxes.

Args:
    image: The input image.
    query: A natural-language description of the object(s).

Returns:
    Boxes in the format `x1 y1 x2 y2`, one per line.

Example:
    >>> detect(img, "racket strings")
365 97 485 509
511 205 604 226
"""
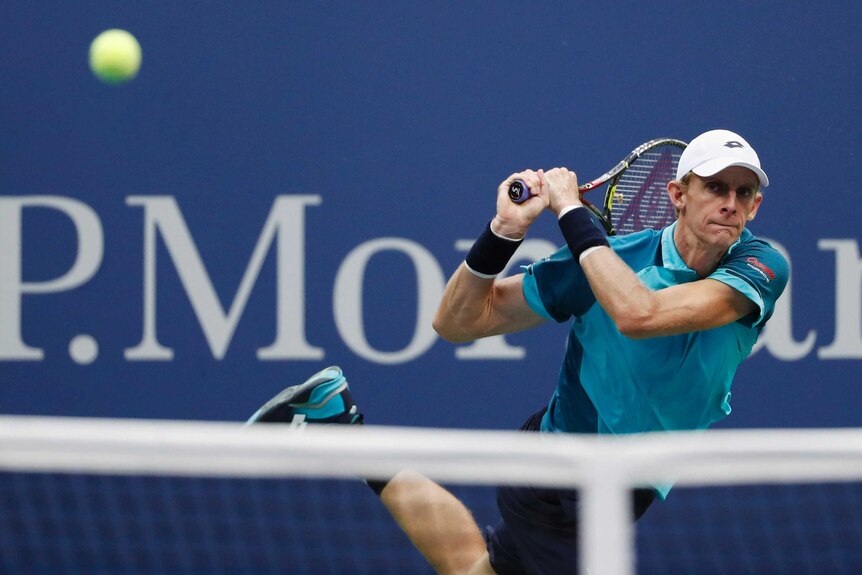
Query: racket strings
611 147 681 235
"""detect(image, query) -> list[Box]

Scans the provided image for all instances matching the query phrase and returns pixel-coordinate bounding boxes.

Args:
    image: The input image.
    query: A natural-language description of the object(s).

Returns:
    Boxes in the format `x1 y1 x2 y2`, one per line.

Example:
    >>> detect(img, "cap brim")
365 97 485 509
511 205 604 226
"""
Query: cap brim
692 158 769 188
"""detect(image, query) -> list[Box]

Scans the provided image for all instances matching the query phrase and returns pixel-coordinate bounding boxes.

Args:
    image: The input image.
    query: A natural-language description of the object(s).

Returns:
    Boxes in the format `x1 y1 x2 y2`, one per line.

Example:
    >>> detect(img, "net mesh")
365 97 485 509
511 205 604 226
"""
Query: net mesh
2 416 861 575
637 483 862 575
0 472 448 575
612 145 682 235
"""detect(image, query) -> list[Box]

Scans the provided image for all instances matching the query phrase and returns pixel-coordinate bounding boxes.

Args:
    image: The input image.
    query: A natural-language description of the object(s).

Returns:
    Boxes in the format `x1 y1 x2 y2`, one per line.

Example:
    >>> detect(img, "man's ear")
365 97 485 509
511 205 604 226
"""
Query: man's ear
747 192 764 221
667 180 686 211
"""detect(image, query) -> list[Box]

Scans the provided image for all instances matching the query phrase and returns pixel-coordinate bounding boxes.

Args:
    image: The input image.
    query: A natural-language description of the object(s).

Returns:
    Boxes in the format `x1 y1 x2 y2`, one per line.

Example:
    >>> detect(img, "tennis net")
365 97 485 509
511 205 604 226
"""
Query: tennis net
1 416 861 574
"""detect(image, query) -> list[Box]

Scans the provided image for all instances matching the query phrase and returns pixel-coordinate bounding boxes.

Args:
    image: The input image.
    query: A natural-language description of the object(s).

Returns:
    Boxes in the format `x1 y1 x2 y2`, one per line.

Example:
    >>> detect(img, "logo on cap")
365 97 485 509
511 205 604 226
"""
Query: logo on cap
724 141 744 149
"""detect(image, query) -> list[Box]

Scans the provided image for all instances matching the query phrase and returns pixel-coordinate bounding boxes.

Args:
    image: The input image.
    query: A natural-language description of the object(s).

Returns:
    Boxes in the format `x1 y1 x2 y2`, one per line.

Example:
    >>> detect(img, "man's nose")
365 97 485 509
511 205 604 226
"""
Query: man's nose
720 191 740 214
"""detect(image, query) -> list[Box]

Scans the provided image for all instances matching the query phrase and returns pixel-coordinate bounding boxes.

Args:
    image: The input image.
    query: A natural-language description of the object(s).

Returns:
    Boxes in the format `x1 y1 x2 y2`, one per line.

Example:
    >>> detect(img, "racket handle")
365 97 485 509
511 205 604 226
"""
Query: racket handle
508 179 531 203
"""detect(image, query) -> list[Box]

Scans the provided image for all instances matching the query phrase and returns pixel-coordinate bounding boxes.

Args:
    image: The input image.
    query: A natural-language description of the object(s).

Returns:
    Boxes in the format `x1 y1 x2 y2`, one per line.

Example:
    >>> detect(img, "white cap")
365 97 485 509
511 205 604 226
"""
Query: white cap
676 129 769 188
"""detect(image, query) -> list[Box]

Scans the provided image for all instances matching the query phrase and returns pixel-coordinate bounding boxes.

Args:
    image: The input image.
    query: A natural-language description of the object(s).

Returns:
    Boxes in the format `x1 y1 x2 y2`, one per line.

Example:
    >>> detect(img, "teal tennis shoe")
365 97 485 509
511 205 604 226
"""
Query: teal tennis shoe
247 366 363 426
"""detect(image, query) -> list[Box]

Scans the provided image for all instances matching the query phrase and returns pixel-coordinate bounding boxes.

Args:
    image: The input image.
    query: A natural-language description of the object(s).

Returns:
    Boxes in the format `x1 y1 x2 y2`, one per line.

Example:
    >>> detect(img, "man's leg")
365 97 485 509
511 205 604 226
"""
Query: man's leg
381 470 494 575
249 366 495 575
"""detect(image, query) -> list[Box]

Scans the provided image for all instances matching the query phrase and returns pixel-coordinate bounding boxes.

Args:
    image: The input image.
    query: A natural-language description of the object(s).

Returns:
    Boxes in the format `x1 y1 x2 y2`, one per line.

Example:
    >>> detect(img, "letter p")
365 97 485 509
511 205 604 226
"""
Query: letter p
0 197 103 359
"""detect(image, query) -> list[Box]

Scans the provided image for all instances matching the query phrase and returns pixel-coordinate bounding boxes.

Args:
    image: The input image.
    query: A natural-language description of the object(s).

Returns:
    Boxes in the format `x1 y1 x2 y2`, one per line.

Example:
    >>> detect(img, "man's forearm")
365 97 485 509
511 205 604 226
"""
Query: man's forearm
433 263 497 343
579 247 658 337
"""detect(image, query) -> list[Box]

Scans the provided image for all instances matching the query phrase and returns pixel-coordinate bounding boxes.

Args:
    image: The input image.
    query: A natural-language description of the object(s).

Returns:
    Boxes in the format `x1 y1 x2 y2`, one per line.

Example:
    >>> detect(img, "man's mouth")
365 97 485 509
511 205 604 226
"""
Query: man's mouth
708 221 738 230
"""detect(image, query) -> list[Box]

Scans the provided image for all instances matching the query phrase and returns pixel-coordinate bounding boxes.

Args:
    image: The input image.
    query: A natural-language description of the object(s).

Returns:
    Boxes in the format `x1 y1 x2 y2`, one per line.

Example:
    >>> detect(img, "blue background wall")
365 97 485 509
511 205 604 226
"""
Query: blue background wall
2 0 861 434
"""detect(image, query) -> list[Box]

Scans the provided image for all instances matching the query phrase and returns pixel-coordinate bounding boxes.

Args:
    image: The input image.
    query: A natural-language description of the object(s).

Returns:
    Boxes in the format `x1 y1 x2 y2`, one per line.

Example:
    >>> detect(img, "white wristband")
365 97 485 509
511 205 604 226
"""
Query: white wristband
463 261 499 279
489 222 525 242
557 205 583 219
578 245 608 264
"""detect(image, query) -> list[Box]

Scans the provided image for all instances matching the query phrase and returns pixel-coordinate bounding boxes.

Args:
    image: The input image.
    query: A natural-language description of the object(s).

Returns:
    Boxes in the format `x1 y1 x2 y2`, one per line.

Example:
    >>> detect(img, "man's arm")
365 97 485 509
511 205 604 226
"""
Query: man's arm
540 167 758 338
579 247 758 339
433 170 551 343
433 265 545 343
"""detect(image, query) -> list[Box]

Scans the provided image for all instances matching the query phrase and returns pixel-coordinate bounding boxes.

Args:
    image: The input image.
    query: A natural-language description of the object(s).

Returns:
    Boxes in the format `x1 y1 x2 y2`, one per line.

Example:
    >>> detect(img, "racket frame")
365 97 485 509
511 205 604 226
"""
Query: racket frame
581 138 687 235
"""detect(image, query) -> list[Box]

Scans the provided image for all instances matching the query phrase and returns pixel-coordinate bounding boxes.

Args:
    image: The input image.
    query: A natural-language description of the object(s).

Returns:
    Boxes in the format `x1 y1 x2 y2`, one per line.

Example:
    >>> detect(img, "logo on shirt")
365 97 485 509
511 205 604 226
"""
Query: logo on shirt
746 257 775 281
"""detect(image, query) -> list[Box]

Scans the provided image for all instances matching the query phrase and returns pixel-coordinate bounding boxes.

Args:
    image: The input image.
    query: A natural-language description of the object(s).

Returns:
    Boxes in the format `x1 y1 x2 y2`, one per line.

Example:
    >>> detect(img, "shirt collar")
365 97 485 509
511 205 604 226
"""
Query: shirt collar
660 222 691 271
724 228 752 259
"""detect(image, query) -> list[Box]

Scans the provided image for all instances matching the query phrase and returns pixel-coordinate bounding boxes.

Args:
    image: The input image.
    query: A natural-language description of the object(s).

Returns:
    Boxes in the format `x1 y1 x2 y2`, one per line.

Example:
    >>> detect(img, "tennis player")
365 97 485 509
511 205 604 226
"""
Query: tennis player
250 129 788 575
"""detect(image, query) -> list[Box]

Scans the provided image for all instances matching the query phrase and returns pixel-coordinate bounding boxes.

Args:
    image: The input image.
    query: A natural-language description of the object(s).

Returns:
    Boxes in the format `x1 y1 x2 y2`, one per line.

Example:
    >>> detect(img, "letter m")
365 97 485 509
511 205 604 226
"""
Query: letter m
124 196 323 361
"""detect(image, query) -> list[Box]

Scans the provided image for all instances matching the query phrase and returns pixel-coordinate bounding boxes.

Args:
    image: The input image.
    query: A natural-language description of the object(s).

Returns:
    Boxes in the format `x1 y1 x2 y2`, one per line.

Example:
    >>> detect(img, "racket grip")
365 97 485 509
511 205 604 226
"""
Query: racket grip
508 180 531 203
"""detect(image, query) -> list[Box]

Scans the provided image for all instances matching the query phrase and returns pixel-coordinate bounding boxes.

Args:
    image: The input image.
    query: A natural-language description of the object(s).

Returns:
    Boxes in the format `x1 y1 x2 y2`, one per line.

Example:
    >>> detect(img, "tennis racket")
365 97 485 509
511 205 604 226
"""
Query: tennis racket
508 138 687 236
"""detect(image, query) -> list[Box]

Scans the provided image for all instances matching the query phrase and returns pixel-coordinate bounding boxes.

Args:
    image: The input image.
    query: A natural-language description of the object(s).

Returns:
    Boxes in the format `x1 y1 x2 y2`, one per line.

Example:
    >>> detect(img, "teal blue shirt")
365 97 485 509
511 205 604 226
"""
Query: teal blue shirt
522 223 788 495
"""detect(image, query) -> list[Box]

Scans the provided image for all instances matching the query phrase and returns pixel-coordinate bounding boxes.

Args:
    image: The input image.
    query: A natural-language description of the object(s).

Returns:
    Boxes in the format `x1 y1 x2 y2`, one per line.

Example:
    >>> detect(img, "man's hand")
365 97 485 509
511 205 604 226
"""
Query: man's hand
489 167 583 238
544 168 583 217
491 170 548 239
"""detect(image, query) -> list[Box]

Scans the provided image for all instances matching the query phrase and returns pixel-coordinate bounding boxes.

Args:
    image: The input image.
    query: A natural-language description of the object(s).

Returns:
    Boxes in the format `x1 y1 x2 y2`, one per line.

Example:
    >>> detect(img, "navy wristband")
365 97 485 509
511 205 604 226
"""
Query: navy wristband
558 208 609 260
464 221 523 278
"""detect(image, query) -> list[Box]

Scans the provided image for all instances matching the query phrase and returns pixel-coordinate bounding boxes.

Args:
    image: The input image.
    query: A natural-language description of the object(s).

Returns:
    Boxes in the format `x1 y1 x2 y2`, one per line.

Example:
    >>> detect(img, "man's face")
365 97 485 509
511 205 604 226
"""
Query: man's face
673 166 763 250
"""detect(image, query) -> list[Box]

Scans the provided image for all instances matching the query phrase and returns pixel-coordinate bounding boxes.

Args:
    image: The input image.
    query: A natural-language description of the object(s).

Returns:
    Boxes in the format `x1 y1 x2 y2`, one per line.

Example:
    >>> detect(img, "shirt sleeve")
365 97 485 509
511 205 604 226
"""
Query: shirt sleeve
521 246 597 322
708 237 789 328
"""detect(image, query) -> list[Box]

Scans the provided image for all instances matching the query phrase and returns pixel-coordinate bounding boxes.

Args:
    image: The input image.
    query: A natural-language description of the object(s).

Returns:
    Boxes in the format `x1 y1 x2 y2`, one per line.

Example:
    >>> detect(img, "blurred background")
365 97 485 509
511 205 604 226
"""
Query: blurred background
2 0 860 431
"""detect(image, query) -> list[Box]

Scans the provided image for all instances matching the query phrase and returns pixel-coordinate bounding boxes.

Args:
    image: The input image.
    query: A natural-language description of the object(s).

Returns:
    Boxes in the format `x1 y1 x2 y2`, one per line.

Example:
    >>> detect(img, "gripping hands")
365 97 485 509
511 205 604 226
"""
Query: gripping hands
492 168 582 239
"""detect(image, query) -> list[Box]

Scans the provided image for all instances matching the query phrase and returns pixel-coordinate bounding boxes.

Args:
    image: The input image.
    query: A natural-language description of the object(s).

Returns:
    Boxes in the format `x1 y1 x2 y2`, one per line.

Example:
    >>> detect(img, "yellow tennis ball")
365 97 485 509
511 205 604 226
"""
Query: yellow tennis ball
89 29 142 85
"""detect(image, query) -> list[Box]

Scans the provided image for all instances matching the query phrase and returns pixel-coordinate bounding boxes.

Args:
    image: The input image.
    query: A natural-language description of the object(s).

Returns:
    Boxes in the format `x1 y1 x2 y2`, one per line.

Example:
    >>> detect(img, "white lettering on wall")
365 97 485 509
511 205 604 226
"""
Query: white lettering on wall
124 195 324 361
818 239 862 358
2 195 861 364
0 197 103 360
333 238 444 364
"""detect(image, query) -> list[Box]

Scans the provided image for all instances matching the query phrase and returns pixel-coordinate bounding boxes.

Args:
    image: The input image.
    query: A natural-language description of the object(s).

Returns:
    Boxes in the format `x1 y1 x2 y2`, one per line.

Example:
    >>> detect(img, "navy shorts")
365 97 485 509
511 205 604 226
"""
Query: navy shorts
484 408 656 575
